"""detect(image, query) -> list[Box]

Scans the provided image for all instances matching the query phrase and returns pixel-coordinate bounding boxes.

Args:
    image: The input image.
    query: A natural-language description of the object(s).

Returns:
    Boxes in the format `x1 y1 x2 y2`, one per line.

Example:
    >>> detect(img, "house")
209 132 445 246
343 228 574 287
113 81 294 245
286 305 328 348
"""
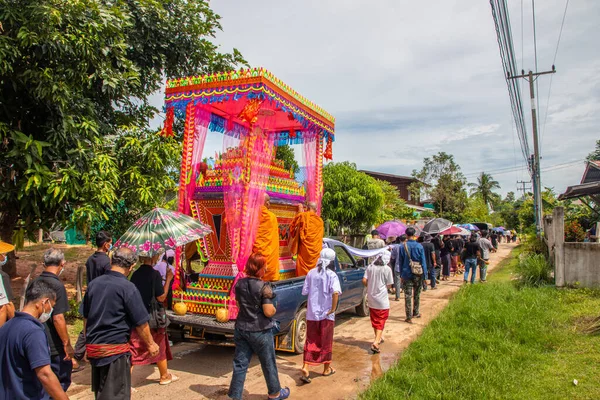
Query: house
558 160 600 213
580 160 600 184
360 170 429 212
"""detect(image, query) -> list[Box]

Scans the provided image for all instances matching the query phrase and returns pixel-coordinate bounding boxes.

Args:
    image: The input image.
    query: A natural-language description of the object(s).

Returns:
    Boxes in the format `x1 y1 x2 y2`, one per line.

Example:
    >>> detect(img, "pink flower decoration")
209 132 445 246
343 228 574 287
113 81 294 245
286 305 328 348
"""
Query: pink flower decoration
114 240 122 247
152 242 162 251
140 240 152 252
162 214 172 221
133 218 146 228
151 218 162 226
165 237 177 248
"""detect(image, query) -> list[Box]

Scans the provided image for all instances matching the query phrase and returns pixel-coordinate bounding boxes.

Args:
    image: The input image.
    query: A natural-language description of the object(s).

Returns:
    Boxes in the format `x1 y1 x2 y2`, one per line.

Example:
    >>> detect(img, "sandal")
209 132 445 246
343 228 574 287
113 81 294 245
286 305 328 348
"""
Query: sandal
371 345 380 354
159 373 180 385
300 375 311 384
404 318 413 324
268 387 290 400
323 368 336 377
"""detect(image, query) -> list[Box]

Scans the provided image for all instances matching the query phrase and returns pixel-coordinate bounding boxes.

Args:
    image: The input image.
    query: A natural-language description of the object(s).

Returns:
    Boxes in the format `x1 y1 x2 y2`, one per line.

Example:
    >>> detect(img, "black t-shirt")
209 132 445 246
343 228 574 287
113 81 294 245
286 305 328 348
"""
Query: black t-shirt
421 242 435 268
129 265 164 313
85 251 111 285
464 241 481 259
235 277 274 332
83 271 149 367
33 272 70 356
440 239 453 257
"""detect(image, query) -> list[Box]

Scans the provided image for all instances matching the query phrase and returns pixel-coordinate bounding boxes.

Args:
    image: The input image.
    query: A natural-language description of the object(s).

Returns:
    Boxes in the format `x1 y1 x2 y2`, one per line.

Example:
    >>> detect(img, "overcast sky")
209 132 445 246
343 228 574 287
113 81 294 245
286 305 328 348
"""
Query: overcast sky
172 0 599 196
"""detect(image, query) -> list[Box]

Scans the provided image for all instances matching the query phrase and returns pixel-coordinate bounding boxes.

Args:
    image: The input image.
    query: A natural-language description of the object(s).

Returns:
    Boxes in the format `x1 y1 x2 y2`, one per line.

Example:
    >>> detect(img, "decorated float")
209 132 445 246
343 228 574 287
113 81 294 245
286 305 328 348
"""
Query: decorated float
161 68 335 319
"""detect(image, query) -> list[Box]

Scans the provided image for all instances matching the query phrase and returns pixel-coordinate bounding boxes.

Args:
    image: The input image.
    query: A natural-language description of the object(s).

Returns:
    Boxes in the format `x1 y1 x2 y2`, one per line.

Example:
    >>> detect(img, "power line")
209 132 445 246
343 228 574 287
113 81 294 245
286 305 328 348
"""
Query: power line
532 0 541 154
463 158 583 178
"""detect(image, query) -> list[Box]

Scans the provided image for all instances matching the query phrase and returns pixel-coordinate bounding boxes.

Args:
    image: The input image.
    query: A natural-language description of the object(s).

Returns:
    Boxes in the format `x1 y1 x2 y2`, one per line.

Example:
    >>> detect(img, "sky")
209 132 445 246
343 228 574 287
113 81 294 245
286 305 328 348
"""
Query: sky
161 0 600 197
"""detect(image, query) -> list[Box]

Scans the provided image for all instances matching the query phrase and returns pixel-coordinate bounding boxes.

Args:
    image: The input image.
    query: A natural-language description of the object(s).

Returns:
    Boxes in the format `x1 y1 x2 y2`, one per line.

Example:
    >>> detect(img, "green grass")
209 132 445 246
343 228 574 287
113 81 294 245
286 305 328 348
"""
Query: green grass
361 246 600 400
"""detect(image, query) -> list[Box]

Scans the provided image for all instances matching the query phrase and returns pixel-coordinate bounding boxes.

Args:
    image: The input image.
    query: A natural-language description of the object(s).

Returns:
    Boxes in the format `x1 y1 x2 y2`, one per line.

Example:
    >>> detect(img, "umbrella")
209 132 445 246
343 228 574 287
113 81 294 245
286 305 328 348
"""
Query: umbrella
440 226 463 235
457 227 472 236
459 223 480 231
114 208 212 257
375 220 407 240
422 218 453 234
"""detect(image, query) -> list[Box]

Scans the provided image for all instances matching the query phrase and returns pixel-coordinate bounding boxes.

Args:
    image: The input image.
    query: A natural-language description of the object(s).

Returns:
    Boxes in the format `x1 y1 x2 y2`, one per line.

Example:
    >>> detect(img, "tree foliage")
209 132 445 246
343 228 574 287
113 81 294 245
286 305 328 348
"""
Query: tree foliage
375 179 414 224
0 0 246 275
410 152 468 221
468 172 501 208
274 144 300 174
322 162 384 234
586 139 600 161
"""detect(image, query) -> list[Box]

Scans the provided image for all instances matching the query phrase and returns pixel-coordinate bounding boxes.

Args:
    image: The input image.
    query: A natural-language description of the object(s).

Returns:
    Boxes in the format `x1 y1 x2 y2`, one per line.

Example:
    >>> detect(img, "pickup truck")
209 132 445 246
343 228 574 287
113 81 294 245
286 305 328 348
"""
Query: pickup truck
167 238 385 353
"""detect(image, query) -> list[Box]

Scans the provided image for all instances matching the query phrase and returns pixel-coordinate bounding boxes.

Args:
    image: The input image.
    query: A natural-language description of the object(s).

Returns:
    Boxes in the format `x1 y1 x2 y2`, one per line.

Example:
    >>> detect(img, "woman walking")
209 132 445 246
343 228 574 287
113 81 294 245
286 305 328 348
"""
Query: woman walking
228 254 290 400
300 248 341 383
129 255 177 386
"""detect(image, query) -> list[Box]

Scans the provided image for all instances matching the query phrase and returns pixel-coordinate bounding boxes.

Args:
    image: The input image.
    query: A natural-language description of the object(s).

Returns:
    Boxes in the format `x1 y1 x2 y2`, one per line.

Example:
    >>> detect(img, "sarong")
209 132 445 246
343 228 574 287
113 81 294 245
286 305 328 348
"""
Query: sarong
129 328 172 366
91 354 131 400
303 319 335 365
450 255 459 273
369 308 389 330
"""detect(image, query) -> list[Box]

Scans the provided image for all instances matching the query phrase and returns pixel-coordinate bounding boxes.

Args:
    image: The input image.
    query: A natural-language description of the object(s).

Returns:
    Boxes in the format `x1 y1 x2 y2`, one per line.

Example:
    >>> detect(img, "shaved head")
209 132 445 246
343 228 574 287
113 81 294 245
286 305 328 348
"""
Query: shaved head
264 193 271 206
306 201 317 212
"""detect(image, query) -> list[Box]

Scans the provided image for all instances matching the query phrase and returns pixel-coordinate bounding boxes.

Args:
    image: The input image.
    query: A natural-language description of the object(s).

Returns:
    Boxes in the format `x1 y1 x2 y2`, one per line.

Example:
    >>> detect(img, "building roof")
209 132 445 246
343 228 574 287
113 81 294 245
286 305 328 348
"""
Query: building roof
558 181 600 200
360 170 418 182
581 160 600 184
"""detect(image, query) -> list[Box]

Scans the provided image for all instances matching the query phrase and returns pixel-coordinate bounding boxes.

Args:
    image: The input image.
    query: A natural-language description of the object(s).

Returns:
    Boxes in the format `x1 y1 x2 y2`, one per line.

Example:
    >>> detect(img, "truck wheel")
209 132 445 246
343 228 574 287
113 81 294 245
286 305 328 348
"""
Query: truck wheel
293 307 307 354
355 292 370 317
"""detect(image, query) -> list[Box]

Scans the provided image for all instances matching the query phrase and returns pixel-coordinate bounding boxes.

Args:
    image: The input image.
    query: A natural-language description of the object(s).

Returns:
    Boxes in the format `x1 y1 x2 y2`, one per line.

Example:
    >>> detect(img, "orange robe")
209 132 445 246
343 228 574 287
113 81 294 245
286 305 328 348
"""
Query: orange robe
252 206 280 281
292 211 324 277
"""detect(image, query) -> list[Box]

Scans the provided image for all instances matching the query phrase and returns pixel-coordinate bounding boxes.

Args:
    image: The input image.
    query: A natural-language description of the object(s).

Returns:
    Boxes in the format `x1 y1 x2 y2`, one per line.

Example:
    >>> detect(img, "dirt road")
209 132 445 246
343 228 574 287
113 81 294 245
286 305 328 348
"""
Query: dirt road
68 243 516 400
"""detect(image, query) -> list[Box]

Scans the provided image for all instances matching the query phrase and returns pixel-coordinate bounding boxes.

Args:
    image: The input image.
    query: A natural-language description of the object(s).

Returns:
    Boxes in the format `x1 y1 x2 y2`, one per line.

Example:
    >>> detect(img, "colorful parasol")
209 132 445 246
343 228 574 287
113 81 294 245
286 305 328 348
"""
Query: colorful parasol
440 226 463 235
375 220 407 240
453 225 473 236
0 240 15 254
422 218 453 234
459 223 480 231
114 208 212 257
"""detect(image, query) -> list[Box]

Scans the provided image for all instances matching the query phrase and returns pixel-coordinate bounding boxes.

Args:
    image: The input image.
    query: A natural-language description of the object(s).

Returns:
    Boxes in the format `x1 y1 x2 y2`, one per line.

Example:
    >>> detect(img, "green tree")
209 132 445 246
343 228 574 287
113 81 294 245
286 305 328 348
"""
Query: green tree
468 172 501 208
275 144 300 174
375 180 414 224
586 139 600 161
322 162 384 234
0 0 246 275
410 152 468 221
461 196 490 224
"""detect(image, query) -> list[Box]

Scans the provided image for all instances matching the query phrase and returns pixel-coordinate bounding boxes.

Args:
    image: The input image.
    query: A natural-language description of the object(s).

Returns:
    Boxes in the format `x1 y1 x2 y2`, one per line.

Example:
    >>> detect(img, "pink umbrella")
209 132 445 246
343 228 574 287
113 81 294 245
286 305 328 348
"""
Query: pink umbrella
375 220 407 240
440 226 463 235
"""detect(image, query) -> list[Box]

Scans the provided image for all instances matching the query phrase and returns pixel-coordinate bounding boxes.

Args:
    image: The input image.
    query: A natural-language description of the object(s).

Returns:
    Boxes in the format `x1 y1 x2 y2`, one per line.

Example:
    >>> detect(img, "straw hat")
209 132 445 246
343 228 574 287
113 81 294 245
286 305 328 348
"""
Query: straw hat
0 240 15 254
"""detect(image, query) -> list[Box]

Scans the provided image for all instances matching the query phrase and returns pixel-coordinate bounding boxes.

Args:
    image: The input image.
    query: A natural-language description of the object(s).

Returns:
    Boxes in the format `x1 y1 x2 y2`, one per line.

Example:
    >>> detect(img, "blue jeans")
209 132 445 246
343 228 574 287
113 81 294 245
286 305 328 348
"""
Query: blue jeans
229 328 281 400
464 258 478 283
50 354 73 391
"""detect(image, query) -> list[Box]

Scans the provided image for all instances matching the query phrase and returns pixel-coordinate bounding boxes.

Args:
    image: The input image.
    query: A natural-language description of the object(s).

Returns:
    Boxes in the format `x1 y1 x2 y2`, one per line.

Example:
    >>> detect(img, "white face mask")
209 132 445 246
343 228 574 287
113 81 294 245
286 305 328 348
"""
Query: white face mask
38 300 53 324
0 255 6 267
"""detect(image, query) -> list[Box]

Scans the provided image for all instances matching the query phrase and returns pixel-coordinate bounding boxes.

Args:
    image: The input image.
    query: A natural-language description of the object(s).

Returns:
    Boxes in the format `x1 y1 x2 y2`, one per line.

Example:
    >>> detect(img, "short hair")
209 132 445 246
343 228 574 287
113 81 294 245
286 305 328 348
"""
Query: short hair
470 234 478 241
111 247 138 269
25 280 57 303
371 230 380 237
43 248 64 267
245 253 266 277
306 201 318 212
405 227 416 237
95 231 112 248
482 232 489 238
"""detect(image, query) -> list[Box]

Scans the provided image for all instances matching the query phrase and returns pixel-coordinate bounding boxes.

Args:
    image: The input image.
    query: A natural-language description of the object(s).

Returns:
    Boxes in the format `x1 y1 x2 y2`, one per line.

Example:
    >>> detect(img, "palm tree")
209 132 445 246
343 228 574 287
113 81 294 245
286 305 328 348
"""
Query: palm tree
469 172 500 207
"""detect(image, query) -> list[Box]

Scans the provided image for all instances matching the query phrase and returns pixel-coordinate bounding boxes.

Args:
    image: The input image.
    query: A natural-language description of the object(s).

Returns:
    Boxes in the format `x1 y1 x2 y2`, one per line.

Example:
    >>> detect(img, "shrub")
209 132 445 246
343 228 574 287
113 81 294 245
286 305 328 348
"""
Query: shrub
564 220 586 242
516 253 552 286
521 234 547 256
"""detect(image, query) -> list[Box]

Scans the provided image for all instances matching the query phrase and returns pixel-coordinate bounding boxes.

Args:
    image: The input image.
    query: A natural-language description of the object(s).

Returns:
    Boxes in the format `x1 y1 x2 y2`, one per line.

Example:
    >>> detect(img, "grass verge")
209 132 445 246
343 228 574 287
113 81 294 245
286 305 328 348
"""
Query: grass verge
361 246 600 400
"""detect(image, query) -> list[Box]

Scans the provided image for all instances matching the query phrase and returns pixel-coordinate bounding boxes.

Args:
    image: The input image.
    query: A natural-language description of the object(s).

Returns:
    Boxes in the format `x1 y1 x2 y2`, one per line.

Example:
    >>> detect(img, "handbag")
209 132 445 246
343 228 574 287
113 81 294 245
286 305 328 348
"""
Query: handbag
149 276 169 330
403 242 423 276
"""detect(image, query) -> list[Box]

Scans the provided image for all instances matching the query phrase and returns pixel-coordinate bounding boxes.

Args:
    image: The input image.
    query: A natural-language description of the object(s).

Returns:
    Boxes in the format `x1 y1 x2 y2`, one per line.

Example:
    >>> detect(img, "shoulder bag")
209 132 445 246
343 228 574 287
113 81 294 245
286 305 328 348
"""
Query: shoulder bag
149 274 169 330
403 242 423 276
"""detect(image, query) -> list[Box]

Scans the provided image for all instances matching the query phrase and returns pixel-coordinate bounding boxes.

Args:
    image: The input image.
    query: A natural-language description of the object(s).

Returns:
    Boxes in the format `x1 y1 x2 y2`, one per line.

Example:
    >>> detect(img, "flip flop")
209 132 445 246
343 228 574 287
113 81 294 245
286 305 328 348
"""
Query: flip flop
159 373 180 385
323 368 337 377
370 345 380 354
300 375 312 384
268 387 290 400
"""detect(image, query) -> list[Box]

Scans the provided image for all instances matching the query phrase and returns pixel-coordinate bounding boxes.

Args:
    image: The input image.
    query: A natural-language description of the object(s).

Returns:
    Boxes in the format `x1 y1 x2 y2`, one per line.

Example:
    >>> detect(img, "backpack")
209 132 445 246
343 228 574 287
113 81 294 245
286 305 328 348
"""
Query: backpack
403 242 423 276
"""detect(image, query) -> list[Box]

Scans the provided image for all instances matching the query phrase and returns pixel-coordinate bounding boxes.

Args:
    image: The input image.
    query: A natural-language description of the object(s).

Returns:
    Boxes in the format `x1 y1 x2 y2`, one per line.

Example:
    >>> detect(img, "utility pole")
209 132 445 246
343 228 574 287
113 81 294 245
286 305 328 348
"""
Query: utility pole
516 180 532 198
508 66 556 237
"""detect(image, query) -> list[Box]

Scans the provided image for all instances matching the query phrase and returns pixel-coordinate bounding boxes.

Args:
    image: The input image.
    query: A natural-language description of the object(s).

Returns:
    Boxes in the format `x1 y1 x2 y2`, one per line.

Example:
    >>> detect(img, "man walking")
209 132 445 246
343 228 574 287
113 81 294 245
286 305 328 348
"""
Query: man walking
73 230 113 370
478 232 495 282
32 248 75 391
0 280 68 400
418 233 437 290
463 234 481 284
84 247 159 399
362 250 393 353
391 227 427 324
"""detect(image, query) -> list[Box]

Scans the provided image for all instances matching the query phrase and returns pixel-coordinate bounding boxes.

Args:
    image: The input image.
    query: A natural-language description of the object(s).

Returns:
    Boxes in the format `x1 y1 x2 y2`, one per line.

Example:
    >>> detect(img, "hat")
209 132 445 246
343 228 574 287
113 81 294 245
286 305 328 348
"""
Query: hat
165 249 176 258
378 250 391 265
0 240 15 254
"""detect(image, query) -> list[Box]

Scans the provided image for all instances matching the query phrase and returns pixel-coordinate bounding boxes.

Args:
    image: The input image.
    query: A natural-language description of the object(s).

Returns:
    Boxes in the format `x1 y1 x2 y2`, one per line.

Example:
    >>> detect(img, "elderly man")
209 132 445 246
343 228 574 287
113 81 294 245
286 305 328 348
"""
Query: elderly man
291 201 324 277
0 280 68 400
84 247 159 400
252 193 281 281
31 248 75 391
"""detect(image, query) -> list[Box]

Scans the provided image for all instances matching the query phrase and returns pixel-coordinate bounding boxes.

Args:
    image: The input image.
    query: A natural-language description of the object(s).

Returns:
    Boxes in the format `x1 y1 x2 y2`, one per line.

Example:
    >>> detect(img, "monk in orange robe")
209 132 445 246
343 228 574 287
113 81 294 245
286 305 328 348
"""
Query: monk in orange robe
291 201 324 276
252 193 280 281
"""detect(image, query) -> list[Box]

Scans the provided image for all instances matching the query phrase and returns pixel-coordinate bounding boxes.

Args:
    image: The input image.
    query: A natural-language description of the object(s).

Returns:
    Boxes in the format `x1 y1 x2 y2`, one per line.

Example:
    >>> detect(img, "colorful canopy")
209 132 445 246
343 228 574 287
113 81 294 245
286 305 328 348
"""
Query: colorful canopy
375 220 407 240
114 208 212 257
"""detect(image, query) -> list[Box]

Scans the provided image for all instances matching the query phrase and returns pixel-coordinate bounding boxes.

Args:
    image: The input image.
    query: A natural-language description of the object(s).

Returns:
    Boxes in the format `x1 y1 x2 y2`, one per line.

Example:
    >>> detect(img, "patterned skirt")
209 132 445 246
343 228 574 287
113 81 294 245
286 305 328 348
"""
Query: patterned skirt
303 319 335 365
129 328 172 366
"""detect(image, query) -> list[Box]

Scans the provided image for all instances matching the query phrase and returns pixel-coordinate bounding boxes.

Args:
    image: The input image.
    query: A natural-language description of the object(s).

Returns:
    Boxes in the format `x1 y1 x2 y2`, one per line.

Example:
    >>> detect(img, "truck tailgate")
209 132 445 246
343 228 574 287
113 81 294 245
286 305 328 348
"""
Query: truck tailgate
167 311 235 334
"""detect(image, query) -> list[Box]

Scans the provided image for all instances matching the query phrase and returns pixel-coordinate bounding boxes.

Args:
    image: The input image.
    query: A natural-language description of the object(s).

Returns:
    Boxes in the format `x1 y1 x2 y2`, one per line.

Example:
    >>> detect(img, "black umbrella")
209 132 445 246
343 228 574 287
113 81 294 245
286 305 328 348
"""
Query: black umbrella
422 218 453 234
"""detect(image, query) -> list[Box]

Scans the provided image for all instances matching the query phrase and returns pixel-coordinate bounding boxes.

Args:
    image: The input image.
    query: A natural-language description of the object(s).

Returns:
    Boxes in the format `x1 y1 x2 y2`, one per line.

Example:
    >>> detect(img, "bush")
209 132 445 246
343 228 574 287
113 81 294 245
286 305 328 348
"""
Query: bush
516 253 552 286
521 234 547 256
564 220 586 242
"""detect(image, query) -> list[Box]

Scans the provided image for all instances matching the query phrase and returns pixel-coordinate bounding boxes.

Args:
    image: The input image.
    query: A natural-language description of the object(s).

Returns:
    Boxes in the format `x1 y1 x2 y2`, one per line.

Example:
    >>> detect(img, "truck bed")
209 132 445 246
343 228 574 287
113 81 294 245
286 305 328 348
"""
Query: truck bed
167 310 235 334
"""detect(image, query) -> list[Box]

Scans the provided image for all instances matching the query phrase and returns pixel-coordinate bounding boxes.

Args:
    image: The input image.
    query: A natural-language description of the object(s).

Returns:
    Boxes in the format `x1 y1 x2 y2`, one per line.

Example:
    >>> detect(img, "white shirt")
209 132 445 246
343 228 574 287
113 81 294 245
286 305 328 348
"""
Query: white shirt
364 264 394 310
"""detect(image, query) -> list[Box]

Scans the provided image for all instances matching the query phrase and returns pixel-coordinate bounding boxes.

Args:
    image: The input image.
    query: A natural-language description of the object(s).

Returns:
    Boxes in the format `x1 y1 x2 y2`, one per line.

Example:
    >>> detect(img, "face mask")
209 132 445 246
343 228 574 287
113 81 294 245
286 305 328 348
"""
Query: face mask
39 301 53 324
108 243 113 251
0 255 6 267
58 267 65 277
